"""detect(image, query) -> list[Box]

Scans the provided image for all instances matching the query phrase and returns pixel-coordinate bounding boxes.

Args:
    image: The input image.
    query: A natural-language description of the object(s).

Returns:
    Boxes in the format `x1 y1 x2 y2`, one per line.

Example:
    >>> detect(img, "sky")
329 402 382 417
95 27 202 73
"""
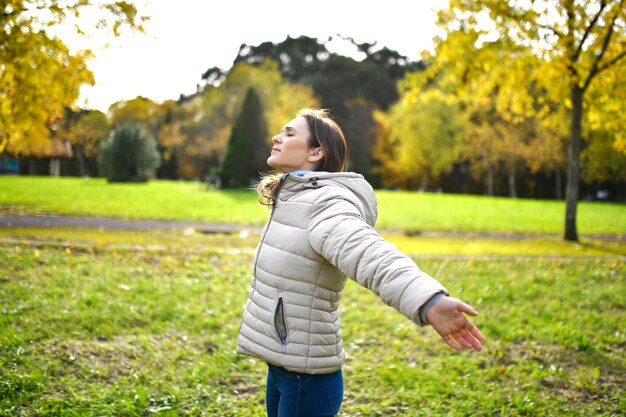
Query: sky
58 0 447 112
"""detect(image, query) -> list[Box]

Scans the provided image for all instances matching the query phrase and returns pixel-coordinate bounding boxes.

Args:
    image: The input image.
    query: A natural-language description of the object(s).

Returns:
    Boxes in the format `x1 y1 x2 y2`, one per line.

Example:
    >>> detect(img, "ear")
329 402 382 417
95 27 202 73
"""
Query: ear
308 147 324 163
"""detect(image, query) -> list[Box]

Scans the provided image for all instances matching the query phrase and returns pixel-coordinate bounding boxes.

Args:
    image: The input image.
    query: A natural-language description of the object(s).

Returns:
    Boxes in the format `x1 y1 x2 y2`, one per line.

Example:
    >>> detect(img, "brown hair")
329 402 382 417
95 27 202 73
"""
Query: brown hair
257 108 348 206
297 108 347 172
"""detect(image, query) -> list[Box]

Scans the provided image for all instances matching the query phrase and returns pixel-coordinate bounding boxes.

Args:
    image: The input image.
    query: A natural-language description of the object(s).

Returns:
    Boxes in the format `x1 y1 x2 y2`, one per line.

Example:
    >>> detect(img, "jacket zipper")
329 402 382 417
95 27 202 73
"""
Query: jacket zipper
268 178 288 353
252 174 288 278
274 297 288 353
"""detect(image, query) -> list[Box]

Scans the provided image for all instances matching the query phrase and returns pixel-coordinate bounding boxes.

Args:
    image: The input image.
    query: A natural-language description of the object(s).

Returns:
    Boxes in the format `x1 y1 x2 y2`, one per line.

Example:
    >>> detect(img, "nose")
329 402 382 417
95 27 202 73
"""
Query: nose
272 134 282 144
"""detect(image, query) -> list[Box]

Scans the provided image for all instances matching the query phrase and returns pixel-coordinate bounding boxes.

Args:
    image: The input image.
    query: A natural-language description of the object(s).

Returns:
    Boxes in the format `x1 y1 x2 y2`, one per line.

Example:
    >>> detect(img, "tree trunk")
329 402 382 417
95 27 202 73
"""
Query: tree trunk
564 87 583 241
508 166 517 198
555 168 563 200
419 169 429 192
487 162 494 196
28 159 37 175
76 145 86 177
50 158 60 177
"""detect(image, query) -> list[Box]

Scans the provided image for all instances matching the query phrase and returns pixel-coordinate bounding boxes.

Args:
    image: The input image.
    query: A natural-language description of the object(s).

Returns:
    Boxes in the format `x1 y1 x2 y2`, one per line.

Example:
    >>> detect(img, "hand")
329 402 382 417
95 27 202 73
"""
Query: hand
426 296 485 351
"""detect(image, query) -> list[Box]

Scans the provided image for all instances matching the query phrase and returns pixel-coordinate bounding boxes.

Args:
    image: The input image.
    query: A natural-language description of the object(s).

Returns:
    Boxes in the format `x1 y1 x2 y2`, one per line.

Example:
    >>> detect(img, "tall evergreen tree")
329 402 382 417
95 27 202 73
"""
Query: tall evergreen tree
220 88 269 187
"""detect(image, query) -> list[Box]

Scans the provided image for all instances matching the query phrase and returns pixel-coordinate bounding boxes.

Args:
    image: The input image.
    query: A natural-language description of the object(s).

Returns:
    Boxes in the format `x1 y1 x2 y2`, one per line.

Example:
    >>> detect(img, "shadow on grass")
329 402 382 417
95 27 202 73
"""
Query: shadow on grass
580 241 626 257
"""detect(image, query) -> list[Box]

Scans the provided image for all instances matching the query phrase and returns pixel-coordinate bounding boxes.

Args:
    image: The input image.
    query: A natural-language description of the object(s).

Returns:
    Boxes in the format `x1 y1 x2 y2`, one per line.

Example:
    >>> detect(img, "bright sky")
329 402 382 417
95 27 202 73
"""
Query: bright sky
59 0 447 112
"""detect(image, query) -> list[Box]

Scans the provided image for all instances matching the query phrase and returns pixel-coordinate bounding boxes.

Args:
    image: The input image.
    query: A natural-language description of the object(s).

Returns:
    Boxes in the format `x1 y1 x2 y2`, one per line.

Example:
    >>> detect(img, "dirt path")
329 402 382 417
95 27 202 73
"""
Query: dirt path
1 213 624 241
0 213 262 233
2 235 622 261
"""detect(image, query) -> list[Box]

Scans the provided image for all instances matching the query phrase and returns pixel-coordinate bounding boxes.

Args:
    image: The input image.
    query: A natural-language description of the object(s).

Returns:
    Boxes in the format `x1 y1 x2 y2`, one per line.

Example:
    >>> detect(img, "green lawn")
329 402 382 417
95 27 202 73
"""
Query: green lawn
1 229 624 416
1 176 625 415
0 176 266 225
1 176 625 235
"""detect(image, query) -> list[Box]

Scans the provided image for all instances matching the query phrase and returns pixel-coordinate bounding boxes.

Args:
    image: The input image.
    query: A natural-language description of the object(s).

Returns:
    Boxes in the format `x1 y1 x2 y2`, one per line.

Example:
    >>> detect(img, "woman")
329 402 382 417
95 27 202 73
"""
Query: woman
237 109 485 417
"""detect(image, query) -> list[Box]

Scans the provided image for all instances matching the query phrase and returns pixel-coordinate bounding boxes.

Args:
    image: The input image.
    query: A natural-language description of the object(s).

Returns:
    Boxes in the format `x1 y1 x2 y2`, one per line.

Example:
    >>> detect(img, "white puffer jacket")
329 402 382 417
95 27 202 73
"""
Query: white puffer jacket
236 172 448 374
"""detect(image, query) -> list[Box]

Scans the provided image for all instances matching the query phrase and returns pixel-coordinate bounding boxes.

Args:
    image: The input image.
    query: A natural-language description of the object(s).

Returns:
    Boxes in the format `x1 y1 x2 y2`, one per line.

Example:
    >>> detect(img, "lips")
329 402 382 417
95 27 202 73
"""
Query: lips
271 147 281 153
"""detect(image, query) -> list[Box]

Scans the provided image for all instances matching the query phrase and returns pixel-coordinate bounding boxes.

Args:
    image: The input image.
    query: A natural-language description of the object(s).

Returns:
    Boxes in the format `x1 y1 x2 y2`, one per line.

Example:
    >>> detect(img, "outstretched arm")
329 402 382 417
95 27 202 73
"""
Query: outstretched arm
308 197 449 326
426 296 485 351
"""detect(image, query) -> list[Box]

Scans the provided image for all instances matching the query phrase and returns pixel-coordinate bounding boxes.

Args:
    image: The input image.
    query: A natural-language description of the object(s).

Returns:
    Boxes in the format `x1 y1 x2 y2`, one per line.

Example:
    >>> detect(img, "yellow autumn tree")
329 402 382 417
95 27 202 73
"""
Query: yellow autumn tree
60 109 109 176
403 28 542 197
582 64 626 186
374 87 467 190
439 0 626 240
0 0 147 156
0 30 93 156
109 96 159 128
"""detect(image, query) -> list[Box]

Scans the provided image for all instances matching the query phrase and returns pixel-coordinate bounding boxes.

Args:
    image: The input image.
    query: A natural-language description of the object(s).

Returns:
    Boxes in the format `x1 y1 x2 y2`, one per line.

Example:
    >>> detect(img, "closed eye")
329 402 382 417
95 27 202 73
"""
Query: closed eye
282 126 296 135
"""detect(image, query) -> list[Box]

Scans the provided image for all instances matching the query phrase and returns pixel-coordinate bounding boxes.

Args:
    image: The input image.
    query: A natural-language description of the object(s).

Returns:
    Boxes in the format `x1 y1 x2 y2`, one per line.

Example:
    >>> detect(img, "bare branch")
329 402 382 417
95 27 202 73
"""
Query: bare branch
596 48 626 74
565 0 577 58
574 0 609 61
583 11 619 90
538 23 564 38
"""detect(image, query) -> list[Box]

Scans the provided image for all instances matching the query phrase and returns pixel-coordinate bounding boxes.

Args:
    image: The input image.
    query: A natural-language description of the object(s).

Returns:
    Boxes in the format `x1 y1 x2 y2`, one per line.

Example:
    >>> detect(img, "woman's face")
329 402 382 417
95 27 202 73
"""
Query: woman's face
267 116 323 173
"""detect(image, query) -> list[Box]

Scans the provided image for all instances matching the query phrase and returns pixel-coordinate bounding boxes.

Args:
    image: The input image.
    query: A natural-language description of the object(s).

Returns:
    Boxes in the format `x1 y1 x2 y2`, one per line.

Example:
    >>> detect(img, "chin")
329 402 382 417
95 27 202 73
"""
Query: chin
266 159 281 172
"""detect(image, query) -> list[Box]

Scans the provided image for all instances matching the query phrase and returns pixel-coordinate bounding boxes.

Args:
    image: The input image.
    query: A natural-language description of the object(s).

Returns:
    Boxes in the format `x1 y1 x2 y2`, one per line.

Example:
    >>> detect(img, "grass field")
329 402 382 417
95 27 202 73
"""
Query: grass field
1 176 625 235
1 228 625 416
1 176 625 416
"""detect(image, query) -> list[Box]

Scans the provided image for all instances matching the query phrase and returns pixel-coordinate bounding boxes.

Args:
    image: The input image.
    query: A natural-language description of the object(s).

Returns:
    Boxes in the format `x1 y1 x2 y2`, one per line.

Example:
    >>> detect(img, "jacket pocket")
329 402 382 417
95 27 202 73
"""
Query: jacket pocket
274 297 288 353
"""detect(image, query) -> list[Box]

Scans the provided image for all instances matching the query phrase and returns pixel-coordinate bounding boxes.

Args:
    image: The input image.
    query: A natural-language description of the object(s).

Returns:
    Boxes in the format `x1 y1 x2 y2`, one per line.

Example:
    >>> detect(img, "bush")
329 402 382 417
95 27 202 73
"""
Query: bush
98 124 161 182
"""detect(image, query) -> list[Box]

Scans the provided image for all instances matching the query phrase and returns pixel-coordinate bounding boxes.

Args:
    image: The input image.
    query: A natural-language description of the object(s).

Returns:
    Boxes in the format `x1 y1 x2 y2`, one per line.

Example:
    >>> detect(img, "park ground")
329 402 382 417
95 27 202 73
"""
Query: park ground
0 176 625 416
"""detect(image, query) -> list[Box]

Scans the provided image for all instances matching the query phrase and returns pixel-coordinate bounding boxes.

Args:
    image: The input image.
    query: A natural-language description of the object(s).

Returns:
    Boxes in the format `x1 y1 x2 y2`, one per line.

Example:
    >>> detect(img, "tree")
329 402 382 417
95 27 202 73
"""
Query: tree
308 55 401 178
584 60 626 189
341 36 426 80
0 28 93 156
527 108 568 199
198 66 227 92
182 60 317 180
581 128 626 191
232 36 426 179
374 88 467 190
109 96 159 129
440 0 626 240
461 108 533 197
420 24 562 197
155 101 187 179
98 123 160 182
61 109 109 177
234 35 329 82
389 31 525 195
107 96 189 179
0 0 147 157
220 88 268 188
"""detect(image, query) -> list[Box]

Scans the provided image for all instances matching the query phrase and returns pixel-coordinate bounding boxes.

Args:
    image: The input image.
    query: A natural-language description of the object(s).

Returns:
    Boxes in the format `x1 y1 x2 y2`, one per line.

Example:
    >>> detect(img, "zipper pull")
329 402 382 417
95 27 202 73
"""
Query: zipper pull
281 341 286 353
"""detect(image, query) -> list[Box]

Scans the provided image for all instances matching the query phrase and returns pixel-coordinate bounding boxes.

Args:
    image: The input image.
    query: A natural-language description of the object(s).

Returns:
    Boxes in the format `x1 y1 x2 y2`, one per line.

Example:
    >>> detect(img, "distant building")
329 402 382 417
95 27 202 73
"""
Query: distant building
0 156 20 174
3 140 73 176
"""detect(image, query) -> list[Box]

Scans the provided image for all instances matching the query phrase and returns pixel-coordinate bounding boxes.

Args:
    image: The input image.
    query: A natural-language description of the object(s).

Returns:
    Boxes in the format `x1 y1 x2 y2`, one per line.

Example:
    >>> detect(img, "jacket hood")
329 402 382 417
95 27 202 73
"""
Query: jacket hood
281 171 378 227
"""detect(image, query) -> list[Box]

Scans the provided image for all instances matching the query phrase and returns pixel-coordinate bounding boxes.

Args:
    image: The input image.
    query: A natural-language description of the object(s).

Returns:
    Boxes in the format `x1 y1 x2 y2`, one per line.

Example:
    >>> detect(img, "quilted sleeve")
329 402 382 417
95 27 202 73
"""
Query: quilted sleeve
307 191 448 326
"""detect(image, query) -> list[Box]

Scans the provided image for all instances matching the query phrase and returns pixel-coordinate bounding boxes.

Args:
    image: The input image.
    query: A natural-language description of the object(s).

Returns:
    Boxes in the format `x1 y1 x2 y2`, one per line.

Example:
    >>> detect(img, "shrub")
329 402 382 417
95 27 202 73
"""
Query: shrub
98 123 161 182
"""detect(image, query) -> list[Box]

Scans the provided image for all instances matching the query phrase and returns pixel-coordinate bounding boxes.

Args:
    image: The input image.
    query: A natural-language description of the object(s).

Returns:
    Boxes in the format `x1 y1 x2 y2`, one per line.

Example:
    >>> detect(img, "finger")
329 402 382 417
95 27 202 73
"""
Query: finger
457 301 478 317
443 334 462 351
467 322 486 342
461 329 483 351
452 331 477 350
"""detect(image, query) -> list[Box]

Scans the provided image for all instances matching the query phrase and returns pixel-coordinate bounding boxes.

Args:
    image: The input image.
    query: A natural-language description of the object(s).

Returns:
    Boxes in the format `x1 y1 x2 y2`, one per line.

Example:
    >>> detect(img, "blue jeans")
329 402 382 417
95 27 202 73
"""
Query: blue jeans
266 363 343 417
